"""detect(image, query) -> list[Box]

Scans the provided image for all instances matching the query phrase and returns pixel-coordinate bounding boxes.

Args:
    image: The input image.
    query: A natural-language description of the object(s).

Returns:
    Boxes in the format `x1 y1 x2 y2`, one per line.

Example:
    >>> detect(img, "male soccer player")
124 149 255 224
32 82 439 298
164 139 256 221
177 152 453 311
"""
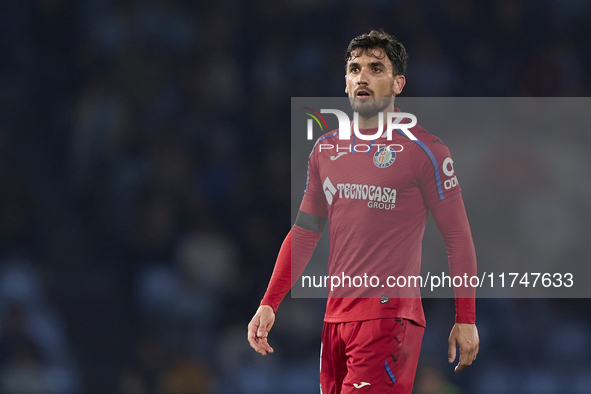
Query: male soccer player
247 30 479 393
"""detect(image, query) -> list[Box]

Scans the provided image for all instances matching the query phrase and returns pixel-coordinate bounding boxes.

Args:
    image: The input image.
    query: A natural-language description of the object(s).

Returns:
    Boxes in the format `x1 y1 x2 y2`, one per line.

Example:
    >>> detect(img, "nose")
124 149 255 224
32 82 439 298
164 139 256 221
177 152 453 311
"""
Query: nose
356 67 369 85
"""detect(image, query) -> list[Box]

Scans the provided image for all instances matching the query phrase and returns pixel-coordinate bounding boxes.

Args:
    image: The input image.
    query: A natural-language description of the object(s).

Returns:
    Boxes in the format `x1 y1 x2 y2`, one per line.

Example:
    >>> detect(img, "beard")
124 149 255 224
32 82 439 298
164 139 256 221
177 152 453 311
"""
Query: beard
349 96 394 118
349 82 395 119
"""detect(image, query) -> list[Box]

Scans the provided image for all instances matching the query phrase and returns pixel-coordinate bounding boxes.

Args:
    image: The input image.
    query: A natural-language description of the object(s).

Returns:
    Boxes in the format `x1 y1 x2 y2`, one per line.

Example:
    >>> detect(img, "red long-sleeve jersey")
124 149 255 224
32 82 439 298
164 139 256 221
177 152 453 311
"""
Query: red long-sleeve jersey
262 119 476 326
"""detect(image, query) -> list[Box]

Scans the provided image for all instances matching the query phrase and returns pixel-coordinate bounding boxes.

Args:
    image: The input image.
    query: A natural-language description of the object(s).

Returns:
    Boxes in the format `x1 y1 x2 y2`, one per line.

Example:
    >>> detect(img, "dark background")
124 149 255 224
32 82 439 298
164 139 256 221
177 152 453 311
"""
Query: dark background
0 0 590 393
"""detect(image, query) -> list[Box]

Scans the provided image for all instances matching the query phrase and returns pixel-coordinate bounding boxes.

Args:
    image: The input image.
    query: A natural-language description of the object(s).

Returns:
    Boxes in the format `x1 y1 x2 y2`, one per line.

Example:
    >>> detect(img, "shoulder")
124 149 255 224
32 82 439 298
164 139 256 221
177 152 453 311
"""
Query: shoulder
404 124 453 160
313 129 340 146
396 124 456 180
411 125 449 149
392 108 449 152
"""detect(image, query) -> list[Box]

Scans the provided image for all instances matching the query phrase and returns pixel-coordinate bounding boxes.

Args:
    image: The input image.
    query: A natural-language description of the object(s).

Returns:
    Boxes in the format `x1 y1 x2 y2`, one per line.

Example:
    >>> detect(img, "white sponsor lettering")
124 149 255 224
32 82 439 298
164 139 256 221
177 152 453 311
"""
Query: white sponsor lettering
328 179 396 210
368 201 396 210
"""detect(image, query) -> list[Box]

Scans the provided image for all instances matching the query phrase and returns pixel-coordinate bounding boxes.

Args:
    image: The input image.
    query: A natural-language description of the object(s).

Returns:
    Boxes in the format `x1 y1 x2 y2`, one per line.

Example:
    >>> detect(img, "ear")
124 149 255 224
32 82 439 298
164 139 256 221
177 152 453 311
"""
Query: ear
393 75 406 95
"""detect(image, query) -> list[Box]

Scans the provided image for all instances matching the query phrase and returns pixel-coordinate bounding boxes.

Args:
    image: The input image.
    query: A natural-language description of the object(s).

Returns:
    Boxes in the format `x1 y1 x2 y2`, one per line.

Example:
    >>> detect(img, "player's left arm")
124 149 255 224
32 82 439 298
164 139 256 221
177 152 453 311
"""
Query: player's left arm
416 137 479 372
431 197 479 372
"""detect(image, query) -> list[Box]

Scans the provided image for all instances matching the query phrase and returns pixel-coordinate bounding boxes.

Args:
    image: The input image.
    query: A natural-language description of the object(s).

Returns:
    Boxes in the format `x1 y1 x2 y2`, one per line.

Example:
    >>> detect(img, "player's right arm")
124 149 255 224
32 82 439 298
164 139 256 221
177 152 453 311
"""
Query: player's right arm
248 139 328 355
247 211 327 355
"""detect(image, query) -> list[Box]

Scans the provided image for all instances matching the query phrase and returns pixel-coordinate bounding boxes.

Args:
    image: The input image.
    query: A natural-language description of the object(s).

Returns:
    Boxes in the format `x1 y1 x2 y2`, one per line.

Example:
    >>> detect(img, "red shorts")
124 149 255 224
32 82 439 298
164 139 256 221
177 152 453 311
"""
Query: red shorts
320 318 424 394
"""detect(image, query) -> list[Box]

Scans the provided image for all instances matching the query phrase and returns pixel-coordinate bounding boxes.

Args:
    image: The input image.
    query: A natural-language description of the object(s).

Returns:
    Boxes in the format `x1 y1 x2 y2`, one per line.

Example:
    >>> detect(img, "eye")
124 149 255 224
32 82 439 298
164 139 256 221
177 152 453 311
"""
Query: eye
373 67 382 73
350 67 359 73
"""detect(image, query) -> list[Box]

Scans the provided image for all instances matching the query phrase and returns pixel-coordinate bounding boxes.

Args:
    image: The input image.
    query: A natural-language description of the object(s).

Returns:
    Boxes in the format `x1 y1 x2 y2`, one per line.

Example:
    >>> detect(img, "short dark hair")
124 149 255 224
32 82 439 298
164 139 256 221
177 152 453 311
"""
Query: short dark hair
345 30 408 76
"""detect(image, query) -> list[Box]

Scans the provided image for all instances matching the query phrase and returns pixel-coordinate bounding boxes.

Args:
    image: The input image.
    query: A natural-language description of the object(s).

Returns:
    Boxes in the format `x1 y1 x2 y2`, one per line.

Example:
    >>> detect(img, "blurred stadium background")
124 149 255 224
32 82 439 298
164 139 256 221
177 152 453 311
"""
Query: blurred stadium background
0 0 590 393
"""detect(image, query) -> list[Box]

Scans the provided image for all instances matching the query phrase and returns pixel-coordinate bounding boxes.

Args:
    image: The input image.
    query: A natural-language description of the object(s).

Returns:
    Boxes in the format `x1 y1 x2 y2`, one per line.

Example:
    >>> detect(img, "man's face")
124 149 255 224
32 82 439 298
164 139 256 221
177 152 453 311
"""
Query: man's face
345 47 406 118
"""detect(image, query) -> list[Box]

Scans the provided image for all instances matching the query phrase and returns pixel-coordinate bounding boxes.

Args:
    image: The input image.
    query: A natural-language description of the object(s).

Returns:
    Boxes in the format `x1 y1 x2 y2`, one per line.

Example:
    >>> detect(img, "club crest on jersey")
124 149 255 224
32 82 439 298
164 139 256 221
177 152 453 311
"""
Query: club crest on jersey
373 147 396 168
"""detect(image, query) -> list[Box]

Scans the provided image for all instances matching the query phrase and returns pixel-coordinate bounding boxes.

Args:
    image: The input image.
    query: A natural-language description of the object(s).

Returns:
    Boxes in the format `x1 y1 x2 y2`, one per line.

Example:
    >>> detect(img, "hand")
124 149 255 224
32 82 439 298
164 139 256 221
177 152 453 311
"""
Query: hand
448 323 479 372
247 305 276 356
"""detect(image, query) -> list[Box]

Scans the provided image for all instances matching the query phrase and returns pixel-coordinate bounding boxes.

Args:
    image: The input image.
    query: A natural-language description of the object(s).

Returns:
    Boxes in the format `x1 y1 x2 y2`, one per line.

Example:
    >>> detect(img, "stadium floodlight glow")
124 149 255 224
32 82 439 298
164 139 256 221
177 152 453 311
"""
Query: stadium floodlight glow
305 109 417 141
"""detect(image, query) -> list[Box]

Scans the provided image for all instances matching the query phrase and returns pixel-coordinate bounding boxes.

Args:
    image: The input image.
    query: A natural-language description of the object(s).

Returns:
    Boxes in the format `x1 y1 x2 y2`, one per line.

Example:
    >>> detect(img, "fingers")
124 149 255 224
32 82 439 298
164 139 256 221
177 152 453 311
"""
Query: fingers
448 323 479 373
455 353 467 372
257 336 274 355
247 305 276 355
247 315 275 356
454 339 479 372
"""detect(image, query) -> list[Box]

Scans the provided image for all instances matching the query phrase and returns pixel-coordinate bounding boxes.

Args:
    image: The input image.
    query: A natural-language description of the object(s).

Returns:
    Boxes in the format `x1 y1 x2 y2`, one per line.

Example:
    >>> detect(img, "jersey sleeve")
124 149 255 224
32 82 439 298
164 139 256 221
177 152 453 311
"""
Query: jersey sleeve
431 195 477 324
420 137 476 324
299 141 329 217
260 225 323 313
415 138 462 209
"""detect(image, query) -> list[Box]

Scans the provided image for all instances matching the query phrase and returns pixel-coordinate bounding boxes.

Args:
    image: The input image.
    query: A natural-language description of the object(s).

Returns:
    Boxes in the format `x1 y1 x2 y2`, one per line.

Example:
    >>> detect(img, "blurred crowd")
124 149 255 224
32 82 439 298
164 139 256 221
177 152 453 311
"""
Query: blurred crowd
0 0 590 393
